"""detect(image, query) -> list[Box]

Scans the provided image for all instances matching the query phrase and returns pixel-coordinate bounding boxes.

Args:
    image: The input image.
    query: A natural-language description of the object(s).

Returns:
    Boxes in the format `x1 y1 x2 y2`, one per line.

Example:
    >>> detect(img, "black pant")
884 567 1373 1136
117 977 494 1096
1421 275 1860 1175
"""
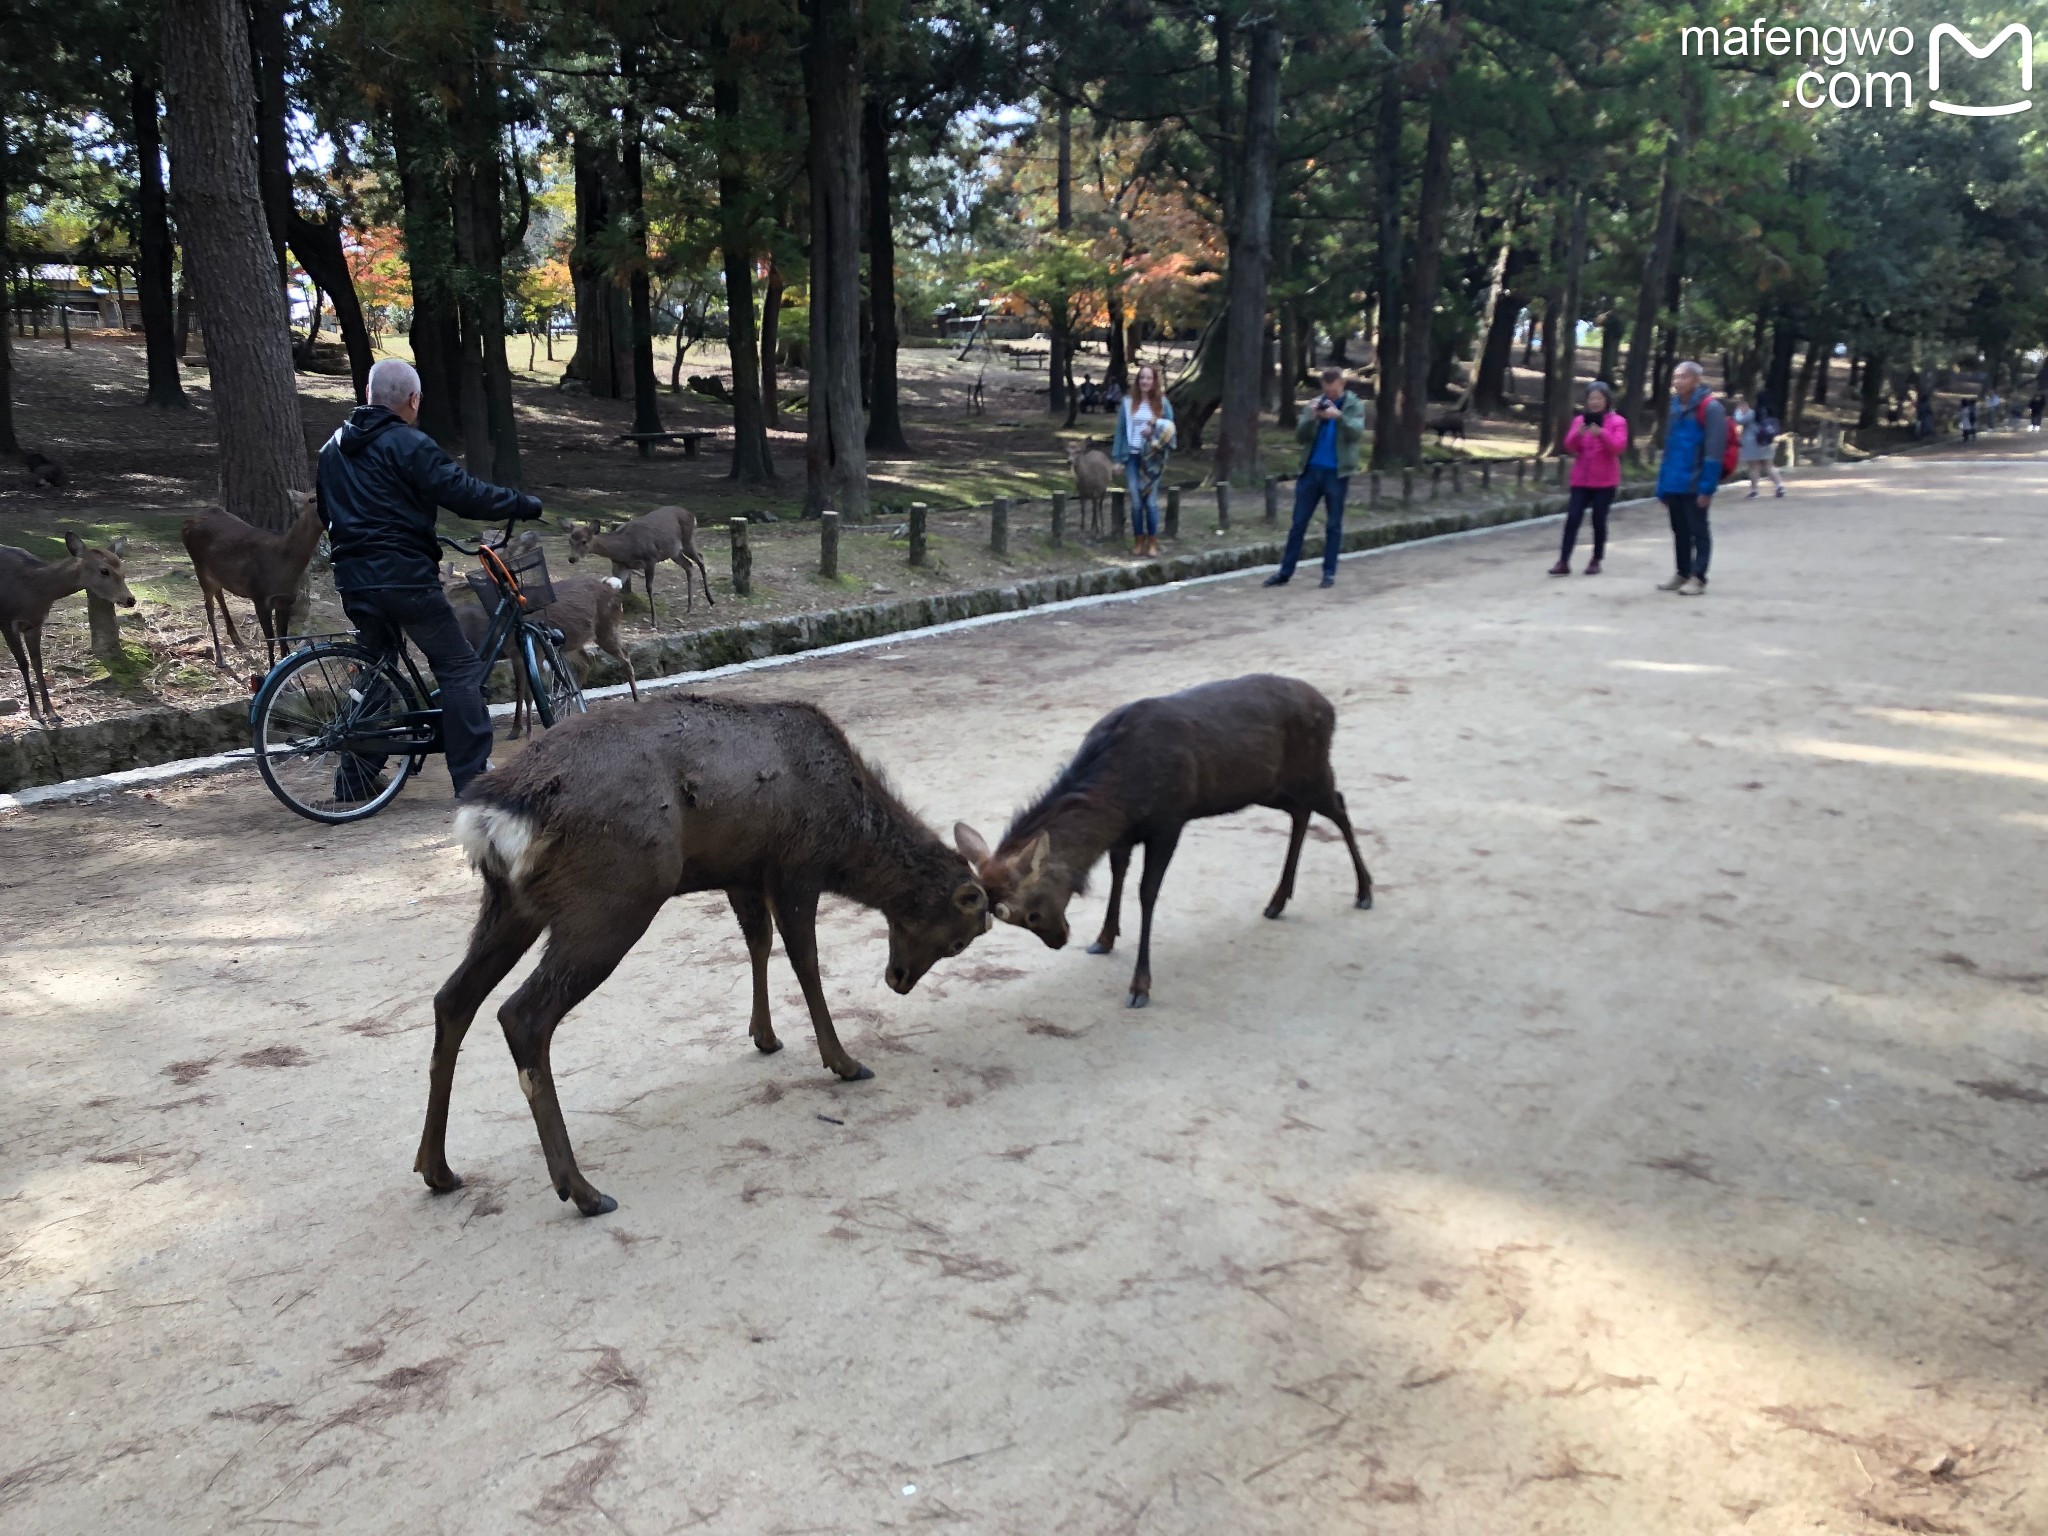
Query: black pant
340 586 495 793
1276 465 1348 581
1663 493 1711 579
1560 485 1614 562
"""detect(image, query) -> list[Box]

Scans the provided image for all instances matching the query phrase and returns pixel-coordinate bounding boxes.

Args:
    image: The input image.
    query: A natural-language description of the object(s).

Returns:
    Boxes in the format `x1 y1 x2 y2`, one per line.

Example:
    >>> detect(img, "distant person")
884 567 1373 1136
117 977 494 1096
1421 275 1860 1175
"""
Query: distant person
1654 360 1726 597
1550 380 1628 576
1078 376 1100 415
1112 364 1174 557
1732 393 1787 495
1959 398 1978 443
2030 392 2044 431
1915 394 1933 438
318 357 544 799
1984 388 2002 430
1266 368 1364 589
1100 377 1124 415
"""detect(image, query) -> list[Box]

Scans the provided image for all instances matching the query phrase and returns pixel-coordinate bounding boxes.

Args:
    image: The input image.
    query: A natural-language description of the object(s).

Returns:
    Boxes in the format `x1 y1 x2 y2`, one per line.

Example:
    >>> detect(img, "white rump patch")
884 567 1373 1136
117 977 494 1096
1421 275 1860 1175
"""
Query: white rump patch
603 576 623 590
453 804 543 884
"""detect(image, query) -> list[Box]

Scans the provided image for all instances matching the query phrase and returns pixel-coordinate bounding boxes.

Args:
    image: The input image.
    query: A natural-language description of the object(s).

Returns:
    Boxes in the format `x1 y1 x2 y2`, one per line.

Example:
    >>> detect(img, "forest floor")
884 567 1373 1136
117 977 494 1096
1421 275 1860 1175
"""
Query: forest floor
0 332 1601 734
4 443 2045 1532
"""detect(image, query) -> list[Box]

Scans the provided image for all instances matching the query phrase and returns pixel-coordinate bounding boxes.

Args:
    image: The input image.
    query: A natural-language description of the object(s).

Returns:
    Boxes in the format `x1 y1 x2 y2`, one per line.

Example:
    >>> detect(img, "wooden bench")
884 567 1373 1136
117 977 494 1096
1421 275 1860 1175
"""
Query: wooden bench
1003 345 1048 372
613 430 712 460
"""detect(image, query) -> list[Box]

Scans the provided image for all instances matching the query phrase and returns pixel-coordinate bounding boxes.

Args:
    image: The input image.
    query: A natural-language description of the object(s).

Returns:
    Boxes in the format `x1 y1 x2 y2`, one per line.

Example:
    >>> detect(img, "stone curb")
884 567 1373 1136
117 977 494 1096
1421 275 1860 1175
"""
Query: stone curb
0 481 1651 795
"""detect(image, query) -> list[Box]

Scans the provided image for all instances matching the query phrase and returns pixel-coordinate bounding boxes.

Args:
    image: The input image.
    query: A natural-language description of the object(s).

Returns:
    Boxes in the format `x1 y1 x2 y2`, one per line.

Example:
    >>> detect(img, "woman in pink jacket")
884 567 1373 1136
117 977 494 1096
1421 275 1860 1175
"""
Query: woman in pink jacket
1550 381 1630 575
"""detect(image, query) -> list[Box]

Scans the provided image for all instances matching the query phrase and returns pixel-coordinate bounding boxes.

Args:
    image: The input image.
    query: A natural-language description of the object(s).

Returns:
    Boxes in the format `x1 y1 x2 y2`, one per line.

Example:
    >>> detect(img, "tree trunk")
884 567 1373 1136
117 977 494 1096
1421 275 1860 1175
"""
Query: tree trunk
1214 16 1281 486
1857 347 1885 429
130 68 187 409
802 0 868 519
714 44 774 484
1398 7 1461 462
391 103 463 448
0 129 14 454
1791 338 1819 428
620 103 663 441
449 64 520 486
248 0 292 293
1620 136 1681 441
565 130 630 399
1455 224 1512 412
1106 280 1128 391
1545 186 1589 452
1597 307 1624 386
161 0 309 528
1764 319 1797 418
1812 336 1832 404
862 95 907 452
288 211 373 401
761 258 783 427
1473 293 1521 412
1047 99 1071 416
1370 0 1404 467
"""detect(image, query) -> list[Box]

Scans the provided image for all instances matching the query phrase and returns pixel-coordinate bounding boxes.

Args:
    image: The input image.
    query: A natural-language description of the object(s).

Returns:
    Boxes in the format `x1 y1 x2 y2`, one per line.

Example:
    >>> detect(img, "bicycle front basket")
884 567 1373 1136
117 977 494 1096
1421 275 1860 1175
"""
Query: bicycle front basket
504 541 558 610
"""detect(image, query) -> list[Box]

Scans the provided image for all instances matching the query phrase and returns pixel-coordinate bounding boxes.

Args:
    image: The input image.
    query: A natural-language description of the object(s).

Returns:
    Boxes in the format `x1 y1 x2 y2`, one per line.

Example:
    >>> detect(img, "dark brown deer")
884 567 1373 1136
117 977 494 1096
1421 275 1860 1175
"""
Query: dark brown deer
1066 440 1114 539
956 674 1372 1009
0 532 137 723
448 566 640 738
564 505 714 623
425 695 992 1216
181 490 322 667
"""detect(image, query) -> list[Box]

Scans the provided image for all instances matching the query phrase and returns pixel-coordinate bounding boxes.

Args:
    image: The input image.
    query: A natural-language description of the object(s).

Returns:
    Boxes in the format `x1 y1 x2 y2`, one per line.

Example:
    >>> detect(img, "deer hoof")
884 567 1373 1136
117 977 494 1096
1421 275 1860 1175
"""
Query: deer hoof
754 1035 783 1055
1087 939 1115 955
420 1168 463 1194
1126 993 1149 1010
1355 894 1374 910
838 1063 875 1083
1263 903 1286 920
577 1192 618 1217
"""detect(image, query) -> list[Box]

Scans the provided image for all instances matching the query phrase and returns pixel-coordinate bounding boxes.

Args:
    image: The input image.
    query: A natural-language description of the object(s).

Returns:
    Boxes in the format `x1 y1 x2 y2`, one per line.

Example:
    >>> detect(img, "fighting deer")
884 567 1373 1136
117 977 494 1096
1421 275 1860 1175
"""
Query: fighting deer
448 565 639 738
1066 441 1113 539
181 490 322 667
956 674 1372 1009
563 505 714 623
425 695 992 1215
0 532 138 723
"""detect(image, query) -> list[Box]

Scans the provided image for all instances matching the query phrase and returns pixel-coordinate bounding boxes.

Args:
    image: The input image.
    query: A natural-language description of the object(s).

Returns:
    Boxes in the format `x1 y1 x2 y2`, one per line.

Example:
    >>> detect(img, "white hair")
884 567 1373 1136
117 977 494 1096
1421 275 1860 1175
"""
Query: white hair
1674 359 1705 381
367 358 422 410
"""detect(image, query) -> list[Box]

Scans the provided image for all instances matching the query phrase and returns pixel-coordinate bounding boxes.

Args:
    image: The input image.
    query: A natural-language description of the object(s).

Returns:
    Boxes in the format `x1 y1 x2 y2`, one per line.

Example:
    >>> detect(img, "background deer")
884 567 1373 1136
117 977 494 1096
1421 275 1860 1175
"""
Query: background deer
447 561 639 737
424 694 992 1215
563 505 714 624
181 490 322 667
957 673 1372 1008
1 531 138 723
1066 441 1114 539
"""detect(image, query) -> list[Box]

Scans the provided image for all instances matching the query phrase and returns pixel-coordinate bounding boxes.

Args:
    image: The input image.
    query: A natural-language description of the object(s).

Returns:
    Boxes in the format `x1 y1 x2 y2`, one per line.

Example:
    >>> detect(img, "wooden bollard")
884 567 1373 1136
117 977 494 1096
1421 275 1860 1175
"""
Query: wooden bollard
908 502 928 567
1109 489 1125 538
1555 456 1567 487
1164 485 1181 540
1401 467 1413 502
1050 490 1067 546
1480 462 1492 491
729 517 752 596
819 509 840 579
1369 470 1382 507
1451 462 1464 496
1515 459 1527 489
1264 476 1279 525
1429 464 1442 499
990 496 1009 555
1215 482 1231 530
87 594 123 663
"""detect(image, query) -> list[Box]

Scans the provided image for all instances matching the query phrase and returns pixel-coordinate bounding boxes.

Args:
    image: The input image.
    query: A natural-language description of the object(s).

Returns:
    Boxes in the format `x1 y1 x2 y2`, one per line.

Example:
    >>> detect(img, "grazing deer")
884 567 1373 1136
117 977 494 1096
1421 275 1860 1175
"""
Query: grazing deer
181 490 322 668
0 532 138 723
1066 441 1114 539
1427 411 1467 445
448 566 639 738
424 695 992 1215
956 674 1372 1009
563 505 714 623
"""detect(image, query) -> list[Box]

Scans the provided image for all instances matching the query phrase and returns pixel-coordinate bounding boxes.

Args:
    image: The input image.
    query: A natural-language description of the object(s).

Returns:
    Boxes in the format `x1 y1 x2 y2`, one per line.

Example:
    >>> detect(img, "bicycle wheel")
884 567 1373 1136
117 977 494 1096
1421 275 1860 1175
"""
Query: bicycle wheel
253 642 424 823
521 625 587 730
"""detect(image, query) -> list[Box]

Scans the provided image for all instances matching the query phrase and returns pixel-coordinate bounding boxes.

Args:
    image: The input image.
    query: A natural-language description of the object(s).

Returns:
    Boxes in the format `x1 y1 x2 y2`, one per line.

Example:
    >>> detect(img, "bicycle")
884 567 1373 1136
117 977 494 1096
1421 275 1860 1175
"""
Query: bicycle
249 521 586 824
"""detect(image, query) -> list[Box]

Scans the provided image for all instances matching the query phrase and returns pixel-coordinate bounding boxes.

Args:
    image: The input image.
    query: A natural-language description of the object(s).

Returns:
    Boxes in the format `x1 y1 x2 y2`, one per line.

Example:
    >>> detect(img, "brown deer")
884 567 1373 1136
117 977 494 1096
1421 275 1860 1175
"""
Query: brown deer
180 490 322 667
956 674 1372 1009
0 532 138 723
1066 440 1114 539
563 505 714 623
424 694 992 1216
448 567 639 738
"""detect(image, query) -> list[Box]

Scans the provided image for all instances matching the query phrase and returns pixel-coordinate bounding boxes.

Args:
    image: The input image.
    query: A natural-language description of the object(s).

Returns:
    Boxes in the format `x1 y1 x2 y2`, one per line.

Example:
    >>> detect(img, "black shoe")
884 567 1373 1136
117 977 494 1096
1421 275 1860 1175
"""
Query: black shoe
1263 574 1290 588
332 763 387 803
1319 575 1336 588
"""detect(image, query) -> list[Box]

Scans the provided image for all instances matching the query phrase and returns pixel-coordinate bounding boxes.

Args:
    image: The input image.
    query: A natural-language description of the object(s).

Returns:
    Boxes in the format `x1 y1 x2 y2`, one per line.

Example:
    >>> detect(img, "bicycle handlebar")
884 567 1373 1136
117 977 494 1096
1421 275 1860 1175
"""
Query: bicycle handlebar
437 514 523 558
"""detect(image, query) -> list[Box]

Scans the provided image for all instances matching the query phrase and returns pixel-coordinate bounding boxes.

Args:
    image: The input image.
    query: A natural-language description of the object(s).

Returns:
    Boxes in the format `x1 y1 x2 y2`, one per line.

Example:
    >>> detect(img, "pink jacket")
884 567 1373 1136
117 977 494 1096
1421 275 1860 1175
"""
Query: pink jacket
1562 411 1629 488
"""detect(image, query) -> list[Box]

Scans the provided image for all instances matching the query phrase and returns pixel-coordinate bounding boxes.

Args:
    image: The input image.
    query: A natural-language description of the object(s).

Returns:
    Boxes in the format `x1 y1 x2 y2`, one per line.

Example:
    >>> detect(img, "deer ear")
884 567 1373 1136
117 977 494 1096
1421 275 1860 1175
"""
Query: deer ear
952 881 988 916
954 822 991 868
1027 832 1050 878
64 530 86 557
109 536 129 558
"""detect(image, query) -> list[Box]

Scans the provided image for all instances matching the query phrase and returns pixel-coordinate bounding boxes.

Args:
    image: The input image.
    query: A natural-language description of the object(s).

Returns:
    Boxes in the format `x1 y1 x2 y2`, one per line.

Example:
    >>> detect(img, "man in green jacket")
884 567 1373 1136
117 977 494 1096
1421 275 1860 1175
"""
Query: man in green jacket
1265 367 1366 588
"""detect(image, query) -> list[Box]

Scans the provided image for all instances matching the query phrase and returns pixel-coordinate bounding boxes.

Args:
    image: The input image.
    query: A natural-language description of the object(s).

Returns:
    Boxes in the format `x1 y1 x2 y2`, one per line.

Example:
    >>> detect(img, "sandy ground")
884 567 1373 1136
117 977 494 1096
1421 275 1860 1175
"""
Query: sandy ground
4 444 2045 1533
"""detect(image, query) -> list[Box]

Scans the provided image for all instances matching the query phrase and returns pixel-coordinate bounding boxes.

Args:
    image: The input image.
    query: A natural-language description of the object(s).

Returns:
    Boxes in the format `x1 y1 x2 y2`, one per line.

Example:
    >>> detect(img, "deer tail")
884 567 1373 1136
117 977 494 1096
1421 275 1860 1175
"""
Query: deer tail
453 801 548 886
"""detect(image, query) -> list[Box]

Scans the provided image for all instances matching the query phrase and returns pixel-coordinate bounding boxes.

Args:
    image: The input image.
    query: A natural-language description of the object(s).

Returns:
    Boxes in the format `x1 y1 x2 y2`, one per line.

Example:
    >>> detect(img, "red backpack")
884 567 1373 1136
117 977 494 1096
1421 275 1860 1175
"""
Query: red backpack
1696 394 1741 477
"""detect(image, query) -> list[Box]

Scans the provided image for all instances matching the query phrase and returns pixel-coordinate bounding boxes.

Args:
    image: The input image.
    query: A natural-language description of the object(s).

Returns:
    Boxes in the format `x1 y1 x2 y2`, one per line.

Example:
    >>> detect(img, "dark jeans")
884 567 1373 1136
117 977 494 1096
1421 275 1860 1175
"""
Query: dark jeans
340 586 494 793
1276 465 1348 581
1560 485 1615 561
1663 493 1712 579
1126 459 1162 537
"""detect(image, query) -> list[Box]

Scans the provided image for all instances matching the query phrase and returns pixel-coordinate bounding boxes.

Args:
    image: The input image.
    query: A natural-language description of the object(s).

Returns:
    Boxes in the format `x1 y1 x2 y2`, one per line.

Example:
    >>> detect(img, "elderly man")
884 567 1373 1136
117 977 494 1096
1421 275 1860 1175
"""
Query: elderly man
1265 367 1365 589
1654 360 1726 597
317 358 543 797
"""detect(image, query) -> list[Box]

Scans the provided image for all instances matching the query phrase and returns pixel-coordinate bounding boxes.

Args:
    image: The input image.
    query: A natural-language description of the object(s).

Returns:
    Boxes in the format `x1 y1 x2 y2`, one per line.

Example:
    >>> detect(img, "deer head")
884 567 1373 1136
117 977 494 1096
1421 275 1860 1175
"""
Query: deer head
66 531 137 609
882 858 991 994
955 824 1067 949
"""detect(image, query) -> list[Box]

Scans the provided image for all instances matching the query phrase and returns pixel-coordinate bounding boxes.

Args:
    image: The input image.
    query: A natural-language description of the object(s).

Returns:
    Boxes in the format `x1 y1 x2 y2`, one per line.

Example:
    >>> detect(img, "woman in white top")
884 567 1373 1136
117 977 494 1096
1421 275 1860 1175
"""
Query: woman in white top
1732 393 1786 498
1112 364 1176 557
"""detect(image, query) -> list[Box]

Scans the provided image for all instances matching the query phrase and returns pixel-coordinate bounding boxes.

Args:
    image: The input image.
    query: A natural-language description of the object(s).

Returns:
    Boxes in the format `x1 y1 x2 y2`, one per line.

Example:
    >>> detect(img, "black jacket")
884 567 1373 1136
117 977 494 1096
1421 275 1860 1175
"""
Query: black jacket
317 406 541 591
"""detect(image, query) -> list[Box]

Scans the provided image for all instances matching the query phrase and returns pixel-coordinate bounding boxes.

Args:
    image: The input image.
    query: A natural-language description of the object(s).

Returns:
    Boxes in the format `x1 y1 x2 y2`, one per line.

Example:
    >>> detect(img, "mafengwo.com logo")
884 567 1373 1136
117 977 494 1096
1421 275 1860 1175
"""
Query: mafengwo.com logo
1680 18 2034 114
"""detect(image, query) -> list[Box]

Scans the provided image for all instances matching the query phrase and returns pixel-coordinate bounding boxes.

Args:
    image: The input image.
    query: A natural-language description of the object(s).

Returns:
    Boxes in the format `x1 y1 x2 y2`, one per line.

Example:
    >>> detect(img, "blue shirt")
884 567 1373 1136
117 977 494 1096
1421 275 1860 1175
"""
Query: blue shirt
1309 414 1340 470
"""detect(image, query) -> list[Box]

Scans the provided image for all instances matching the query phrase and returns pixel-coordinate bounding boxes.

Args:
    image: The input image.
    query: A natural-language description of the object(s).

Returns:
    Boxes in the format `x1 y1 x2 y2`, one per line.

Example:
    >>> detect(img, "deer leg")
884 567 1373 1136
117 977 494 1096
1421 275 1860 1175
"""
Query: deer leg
675 556 692 615
4 624 39 723
644 563 659 626
1127 827 1182 1010
769 884 870 1081
198 583 228 669
25 625 55 720
1319 787 1375 909
216 590 246 654
1265 806 1311 920
1089 842 1132 954
415 878 542 1194
727 886 780 1054
692 551 715 607
496 899 662 1216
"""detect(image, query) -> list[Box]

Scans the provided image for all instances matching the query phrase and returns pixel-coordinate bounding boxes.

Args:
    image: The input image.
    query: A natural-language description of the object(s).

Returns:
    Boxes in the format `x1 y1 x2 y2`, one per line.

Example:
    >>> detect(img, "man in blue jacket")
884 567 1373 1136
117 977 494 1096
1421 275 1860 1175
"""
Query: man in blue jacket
1655 360 1724 596
1265 368 1365 589
317 358 543 797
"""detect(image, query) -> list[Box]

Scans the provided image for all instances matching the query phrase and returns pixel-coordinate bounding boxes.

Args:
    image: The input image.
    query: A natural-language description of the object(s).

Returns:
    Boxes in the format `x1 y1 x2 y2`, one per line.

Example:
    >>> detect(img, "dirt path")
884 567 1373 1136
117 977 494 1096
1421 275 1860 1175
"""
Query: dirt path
4 446 2045 1533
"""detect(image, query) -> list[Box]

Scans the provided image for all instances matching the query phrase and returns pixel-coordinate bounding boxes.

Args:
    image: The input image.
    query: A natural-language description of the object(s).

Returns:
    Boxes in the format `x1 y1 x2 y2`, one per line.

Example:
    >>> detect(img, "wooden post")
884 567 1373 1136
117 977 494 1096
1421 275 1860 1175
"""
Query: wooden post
1264 476 1279 525
87 595 123 664
1555 456 1567 487
1108 489 1125 539
1516 459 1527 489
1050 490 1066 546
1480 462 1491 491
990 496 1009 555
1369 470 1381 507
1451 462 1464 496
1429 464 1442 499
1401 468 1413 502
819 510 840 579
729 518 752 596
1216 482 1231 530
1164 485 1180 540
908 502 928 567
